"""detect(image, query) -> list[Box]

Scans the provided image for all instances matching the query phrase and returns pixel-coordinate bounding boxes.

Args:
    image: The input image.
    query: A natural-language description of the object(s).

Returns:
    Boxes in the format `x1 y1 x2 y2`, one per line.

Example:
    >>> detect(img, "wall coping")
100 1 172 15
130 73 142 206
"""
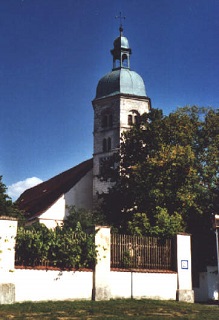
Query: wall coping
15 266 93 272
111 268 177 274
0 216 17 221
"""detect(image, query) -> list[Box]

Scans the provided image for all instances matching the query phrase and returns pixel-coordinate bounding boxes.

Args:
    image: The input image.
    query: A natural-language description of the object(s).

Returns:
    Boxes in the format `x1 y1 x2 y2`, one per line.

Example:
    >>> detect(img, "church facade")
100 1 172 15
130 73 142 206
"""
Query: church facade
17 27 151 228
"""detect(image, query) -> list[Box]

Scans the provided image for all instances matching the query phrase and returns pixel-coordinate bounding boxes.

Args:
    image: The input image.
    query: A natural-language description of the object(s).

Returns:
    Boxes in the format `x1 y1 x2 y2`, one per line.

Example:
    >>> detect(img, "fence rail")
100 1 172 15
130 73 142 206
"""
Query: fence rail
111 233 174 270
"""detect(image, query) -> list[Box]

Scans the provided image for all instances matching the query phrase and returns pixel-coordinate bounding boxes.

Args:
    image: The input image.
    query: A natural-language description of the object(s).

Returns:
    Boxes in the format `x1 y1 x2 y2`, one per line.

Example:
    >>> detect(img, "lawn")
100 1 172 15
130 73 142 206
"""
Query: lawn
0 299 218 319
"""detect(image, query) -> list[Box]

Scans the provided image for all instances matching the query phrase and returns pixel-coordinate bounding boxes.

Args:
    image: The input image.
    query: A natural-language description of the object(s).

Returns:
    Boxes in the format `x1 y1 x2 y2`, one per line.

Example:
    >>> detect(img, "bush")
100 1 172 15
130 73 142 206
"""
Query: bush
15 222 97 269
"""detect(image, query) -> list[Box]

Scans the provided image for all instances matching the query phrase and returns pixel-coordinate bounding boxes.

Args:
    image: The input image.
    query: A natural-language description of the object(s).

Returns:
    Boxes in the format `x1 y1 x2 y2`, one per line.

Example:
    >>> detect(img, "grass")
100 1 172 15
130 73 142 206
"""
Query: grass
0 299 219 319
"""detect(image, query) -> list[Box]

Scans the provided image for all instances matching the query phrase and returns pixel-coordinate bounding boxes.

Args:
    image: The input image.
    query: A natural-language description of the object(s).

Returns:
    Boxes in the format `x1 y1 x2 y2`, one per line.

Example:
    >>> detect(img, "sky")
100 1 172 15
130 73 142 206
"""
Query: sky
0 0 219 201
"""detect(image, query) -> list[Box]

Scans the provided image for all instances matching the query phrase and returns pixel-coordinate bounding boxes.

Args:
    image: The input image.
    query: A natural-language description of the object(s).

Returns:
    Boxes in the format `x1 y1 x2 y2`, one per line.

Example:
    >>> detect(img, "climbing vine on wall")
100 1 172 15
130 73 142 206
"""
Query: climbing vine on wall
15 222 97 270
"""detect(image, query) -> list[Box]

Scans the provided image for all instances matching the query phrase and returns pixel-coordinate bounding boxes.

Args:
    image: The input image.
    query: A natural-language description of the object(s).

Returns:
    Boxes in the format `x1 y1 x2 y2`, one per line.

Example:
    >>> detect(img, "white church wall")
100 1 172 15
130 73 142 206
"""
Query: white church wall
36 169 93 228
38 196 65 228
120 96 150 131
64 169 93 213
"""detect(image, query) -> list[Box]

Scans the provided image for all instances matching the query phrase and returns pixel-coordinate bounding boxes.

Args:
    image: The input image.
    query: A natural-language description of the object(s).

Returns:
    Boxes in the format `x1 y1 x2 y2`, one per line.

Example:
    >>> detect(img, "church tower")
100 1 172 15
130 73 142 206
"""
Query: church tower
92 26 151 201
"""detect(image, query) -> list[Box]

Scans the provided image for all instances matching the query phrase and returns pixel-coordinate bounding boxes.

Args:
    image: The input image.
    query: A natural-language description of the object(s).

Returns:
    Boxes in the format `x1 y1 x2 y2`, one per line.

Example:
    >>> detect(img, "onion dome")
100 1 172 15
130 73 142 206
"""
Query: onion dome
95 26 147 100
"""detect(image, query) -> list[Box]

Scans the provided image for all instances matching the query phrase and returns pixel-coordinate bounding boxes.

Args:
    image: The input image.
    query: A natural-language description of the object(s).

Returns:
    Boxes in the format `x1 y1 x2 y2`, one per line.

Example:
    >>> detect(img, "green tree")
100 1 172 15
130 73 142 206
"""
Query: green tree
64 206 106 230
0 175 23 219
100 106 219 242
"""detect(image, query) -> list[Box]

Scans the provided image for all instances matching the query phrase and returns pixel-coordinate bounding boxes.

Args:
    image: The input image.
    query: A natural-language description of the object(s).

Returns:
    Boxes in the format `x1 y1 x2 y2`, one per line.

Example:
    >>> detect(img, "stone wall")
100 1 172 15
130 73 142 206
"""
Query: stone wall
0 221 195 303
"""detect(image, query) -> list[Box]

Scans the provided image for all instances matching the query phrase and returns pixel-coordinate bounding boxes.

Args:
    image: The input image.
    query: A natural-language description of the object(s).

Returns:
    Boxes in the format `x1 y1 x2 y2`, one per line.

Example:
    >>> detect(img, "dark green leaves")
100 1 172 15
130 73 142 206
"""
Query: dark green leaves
100 106 219 238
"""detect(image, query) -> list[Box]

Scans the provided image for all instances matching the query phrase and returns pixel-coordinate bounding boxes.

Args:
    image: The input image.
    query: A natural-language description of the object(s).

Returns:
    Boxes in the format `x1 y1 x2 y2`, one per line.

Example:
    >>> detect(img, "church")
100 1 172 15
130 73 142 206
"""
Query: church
17 26 151 228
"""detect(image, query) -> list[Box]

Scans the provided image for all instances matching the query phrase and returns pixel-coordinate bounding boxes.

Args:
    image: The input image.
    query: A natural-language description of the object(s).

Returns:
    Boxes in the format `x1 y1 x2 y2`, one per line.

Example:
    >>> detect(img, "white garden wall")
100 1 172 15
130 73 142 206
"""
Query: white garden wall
13 268 177 303
194 266 218 302
14 269 93 302
110 271 177 300
0 219 194 304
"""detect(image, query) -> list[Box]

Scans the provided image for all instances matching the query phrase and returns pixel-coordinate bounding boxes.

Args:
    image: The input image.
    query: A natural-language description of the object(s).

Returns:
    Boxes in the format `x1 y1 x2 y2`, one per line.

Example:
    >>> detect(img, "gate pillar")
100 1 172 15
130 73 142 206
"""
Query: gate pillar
93 226 111 301
176 233 194 303
0 217 17 304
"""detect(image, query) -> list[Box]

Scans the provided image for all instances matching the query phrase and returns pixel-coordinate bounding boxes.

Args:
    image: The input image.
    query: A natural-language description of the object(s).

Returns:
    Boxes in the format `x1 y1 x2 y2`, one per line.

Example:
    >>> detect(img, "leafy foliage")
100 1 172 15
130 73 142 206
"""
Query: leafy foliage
0 176 24 221
127 208 184 238
100 106 219 244
64 206 106 229
16 219 97 269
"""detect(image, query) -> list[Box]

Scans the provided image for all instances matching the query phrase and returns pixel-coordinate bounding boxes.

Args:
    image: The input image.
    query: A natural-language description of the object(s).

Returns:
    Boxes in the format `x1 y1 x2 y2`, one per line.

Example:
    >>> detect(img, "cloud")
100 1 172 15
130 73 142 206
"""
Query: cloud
8 177 43 201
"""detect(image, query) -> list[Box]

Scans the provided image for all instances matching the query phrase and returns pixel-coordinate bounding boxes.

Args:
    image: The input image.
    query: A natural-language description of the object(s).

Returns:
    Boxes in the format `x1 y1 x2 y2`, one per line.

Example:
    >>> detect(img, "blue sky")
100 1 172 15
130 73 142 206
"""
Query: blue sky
1 0 218 200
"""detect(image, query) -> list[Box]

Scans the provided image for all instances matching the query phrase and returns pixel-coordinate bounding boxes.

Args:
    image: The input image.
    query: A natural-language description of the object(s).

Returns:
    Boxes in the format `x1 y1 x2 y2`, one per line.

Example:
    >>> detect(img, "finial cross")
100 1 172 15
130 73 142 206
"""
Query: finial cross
115 12 126 29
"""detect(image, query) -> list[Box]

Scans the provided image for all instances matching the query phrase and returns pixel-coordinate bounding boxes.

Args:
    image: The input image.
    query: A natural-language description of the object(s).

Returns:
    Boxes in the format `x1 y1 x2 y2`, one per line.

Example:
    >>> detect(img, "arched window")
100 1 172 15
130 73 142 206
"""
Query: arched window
103 137 112 152
102 114 113 128
114 59 120 69
128 114 133 125
102 115 108 128
122 54 129 68
128 110 140 126
109 114 113 127
103 139 107 152
99 155 114 176
107 137 111 151
134 115 139 124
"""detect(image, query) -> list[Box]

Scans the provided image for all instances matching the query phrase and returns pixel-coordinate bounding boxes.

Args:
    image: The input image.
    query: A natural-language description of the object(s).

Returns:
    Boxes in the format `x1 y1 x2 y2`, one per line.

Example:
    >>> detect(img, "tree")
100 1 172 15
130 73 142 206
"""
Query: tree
64 206 106 230
100 106 219 243
0 175 22 219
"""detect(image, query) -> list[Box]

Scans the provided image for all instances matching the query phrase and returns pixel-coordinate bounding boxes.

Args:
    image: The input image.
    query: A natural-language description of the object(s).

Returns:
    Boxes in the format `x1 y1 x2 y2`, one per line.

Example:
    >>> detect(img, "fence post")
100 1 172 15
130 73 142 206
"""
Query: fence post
93 226 111 301
176 233 194 303
0 216 18 304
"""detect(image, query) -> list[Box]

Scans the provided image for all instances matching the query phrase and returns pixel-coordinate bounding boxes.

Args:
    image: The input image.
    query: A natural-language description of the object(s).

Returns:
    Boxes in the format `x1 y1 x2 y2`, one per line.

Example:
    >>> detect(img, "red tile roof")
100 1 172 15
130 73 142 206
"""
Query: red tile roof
16 158 93 219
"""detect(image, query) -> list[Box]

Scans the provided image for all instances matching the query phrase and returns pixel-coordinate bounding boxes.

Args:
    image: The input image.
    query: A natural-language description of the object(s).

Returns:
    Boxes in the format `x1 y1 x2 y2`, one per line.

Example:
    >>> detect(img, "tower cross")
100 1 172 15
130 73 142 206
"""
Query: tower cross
115 12 126 33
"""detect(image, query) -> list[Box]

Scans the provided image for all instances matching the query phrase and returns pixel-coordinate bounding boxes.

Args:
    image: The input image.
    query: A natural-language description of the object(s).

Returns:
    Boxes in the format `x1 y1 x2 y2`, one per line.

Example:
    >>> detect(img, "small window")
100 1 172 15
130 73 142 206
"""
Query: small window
128 115 133 125
102 114 113 128
102 115 108 128
109 114 113 127
102 137 112 152
99 155 114 176
122 54 129 68
134 115 139 124
103 139 107 152
114 59 120 69
108 137 111 151
128 110 140 126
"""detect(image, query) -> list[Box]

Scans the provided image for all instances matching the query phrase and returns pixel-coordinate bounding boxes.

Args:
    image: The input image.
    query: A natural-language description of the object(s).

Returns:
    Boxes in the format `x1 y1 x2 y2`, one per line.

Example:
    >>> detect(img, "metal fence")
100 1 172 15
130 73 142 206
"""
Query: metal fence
111 233 174 270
